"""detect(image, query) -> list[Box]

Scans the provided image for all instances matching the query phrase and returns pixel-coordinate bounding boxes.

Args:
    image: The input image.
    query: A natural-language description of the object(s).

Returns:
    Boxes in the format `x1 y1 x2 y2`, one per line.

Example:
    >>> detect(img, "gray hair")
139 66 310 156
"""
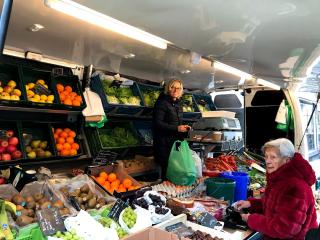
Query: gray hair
262 138 295 158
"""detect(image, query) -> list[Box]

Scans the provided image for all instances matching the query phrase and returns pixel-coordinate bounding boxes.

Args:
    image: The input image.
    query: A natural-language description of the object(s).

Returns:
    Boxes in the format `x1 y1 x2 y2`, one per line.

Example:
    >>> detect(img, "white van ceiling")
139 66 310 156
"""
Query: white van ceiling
1 0 320 91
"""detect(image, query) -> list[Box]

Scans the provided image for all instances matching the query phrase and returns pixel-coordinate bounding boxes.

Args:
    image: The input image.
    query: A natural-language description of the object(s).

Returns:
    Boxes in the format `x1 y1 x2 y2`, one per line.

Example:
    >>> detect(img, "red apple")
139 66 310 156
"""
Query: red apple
0 140 8 148
0 177 5 184
6 130 14 138
1 153 11 161
6 145 17 153
0 146 5 154
11 150 22 159
8 137 19 146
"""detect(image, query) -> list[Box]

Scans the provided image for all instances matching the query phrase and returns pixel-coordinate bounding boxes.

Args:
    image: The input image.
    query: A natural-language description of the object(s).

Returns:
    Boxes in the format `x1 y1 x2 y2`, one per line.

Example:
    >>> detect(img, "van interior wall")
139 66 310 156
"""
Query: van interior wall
245 90 294 155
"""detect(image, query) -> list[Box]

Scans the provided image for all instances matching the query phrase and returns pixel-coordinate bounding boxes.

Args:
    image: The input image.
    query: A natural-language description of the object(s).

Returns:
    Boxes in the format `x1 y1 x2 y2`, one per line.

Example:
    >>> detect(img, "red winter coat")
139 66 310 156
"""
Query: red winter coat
247 153 318 239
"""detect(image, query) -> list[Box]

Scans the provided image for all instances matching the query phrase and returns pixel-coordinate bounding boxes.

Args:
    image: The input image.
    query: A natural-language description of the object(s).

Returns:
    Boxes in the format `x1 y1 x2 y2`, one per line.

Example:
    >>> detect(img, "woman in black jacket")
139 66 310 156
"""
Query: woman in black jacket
153 79 191 179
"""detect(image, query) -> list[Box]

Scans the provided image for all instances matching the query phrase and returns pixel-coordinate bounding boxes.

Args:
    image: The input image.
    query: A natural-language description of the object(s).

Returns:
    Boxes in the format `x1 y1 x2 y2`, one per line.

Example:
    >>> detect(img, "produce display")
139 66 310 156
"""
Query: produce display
53 127 80 156
0 80 22 101
26 79 55 103
121 207 137 229
198 104 210 112
182 94 195 112
24 139 53 159
53 229 82 240
98 126 139 148
59 183 107 211
0 199 16 240
205 155 237 172
141 89 160 107
102 79 141 106
93 171 139 194
98 216 127 238
0 129 22 161
56 83 83 107
187 230 223 240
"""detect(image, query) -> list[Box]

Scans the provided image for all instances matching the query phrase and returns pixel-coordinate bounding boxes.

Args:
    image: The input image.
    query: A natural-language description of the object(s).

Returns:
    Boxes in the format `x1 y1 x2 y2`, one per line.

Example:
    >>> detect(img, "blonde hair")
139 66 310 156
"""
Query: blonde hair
164 79 183 98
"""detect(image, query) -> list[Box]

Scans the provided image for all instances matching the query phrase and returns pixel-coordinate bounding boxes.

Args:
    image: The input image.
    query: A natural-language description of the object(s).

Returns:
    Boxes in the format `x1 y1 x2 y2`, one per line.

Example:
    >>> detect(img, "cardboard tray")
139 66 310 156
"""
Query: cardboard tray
123 227 179 240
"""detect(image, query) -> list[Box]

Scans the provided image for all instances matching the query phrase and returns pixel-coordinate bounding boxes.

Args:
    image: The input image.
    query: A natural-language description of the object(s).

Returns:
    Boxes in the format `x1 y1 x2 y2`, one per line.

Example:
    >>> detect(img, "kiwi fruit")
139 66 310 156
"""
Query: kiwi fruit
25 196 35 203
88 198 97 209
80 184 90 193
12 194 26 206
40 201 51 209
33 193 44 202
26 201 36 209
59 208 70 216
16 215 34 226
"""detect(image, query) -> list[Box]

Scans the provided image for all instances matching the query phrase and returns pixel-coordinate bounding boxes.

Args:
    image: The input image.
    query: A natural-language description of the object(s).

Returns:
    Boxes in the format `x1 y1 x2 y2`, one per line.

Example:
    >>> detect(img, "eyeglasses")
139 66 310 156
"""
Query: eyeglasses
170 86 182 91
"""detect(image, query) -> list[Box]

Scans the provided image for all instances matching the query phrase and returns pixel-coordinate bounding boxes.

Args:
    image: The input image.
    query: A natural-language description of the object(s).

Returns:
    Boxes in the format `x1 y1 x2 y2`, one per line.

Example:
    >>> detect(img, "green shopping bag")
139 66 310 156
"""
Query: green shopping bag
166 140 197 186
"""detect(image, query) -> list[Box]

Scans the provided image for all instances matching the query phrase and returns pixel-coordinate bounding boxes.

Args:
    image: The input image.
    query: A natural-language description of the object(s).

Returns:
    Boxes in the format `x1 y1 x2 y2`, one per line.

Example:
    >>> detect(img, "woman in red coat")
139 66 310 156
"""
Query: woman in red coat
235 138 318 239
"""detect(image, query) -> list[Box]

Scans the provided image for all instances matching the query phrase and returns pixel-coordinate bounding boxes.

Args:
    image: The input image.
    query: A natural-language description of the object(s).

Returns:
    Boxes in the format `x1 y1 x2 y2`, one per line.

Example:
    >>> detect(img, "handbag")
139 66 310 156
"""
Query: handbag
166 140 196 186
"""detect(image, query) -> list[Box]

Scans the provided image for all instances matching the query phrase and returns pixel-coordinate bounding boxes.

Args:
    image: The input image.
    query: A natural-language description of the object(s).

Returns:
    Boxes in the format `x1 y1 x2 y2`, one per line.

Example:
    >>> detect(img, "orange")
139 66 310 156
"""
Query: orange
99 171 108 180
65 86 73 93
71 143 80 150
59 93 66 101
72 100 81 106
56 143 63 151
69 149 77 156
63 142 71 150
103 181 110 189
57 137 65 144
60 131 68 138
64 128 71 133
117 186 126 193
128 186 135 191
60 149 70 156
75 95 82 102
56 84 64 93
96 176 105 185
70 92 77 99
123 178 133 189
111 181 119 189
69 131 76 138
64 99 72 105
66 137 74 144
55 128 63 134
108 173 117 182
54 133 59 140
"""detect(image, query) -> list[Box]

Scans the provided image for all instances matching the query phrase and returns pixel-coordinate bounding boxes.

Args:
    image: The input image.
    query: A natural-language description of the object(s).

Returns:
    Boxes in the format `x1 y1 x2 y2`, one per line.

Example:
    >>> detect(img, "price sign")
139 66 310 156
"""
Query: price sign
33 83 51 96
108 199 128 222
36 208 65 236
196 212 217 229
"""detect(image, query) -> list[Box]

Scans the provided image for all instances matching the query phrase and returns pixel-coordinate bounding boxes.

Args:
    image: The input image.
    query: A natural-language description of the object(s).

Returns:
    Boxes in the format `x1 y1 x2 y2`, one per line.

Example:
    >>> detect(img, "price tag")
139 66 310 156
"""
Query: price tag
196 212 217 229
33 83 51 96
36 208 65 236
108 199 128 222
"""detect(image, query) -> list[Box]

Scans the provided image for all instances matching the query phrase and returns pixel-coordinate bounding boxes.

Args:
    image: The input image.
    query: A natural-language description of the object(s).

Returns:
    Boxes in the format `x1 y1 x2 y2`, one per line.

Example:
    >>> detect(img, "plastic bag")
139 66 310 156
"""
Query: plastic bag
119 207 152 234
167 140 196 186
0 184 19 200
143 191 166 205
148 205 173 224
191 150 203 178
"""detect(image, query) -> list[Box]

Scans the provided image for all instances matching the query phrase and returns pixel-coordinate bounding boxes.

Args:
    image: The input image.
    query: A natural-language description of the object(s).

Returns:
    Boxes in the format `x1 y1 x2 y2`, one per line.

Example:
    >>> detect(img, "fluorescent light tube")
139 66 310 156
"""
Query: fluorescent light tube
214 61 253 79
44 0 169 49
257 78 281 90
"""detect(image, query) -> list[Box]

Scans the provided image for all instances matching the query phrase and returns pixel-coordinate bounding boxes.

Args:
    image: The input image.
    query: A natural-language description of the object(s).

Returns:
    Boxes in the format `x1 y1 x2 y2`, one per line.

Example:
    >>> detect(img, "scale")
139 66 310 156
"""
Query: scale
192 117 241 131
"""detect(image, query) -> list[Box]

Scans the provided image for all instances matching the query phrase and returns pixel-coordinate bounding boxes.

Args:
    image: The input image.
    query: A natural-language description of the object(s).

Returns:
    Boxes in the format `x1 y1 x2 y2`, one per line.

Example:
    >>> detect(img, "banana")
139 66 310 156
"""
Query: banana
3 202 16 216
0 203 13 240
0 230 5 240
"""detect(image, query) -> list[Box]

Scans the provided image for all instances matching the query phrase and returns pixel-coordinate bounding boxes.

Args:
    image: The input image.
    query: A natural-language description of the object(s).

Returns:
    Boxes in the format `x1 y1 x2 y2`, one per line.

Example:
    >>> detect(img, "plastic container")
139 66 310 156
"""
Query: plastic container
0 63 26 105
137 82 162 108
220 171 249 201
205 177 235 204
212 131 222 141
22 67 60 107
52 75 86 110
90 75 144 115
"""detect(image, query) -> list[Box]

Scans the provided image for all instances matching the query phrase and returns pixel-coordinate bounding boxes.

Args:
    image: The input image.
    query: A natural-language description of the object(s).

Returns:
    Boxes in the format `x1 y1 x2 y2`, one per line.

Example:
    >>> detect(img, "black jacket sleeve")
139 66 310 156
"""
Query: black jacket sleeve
154 100 178 132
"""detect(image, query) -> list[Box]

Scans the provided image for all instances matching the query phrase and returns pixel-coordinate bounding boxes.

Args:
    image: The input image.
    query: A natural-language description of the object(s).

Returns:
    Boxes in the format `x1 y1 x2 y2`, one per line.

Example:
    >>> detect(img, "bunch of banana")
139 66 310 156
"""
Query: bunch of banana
0 199 16 240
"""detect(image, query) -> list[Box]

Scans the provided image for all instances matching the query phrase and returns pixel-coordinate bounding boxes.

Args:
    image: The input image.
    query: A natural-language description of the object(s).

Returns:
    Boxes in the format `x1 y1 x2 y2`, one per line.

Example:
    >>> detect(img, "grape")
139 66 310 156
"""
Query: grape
53 229 81 240
133 198 149 209
98 217 113 228
149 194 165 206
155 206 169 215
122 207 137 229
116 227 127 238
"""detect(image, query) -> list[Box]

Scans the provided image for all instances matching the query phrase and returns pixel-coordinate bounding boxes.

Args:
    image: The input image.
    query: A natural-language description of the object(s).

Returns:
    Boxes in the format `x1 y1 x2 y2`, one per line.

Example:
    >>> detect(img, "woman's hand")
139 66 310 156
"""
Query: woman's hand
178 125 191 132
241 213 250 222
234 200 251 211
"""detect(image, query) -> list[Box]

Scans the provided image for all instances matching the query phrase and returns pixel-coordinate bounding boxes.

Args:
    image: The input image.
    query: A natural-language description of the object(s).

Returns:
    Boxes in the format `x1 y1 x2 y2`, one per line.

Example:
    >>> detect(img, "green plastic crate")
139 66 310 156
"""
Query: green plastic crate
15 223 45 240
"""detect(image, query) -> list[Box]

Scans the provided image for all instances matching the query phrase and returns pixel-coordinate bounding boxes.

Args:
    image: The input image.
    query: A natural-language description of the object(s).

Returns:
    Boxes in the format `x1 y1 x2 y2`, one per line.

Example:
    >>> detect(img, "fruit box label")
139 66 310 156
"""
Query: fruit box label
33 83 51 96
36 208 65 236
108 198 128 222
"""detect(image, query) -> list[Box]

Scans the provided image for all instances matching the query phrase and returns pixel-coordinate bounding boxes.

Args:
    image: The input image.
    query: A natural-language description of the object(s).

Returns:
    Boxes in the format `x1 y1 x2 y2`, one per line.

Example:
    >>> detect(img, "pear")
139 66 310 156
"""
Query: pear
37 150 46 158
39 141 48 149
27 151 36 159
25 146 32 153
31 140 41 149
44 151 52 157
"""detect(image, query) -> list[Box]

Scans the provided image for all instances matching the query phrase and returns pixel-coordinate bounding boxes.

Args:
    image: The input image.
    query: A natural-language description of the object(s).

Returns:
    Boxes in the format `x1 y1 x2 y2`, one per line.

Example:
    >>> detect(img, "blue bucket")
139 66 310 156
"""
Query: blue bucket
220 171 249 201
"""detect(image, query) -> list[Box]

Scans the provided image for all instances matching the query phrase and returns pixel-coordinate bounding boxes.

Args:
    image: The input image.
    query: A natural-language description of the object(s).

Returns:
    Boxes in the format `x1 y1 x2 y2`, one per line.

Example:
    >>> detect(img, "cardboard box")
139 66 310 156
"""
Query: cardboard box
123 227 179 240
118 155 157 174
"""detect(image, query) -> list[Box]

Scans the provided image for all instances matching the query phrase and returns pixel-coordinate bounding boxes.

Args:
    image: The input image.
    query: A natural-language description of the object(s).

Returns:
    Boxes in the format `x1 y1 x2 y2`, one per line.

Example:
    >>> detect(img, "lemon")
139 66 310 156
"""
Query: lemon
46 100 53 104
12 89 21 97
40 95 48 101
25 85 29 91
27 90 35 98
37 79 45 85
39 99 46 103
43 84 48 89
47 95 54 101
33 94 40 101
27 83 35 89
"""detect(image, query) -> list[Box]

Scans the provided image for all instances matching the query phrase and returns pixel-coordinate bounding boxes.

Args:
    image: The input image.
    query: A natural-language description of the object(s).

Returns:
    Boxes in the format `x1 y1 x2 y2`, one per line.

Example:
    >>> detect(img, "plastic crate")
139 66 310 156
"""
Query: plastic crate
20 121 57 160
182 93 201 120
22 67 60 107
193 92 216 112
15 223 45 240
0 63 26 105
51 122 85 158
137 83 162 108
52 74 86 110
90 75 144 115
133 121 153 145
0 120 25 161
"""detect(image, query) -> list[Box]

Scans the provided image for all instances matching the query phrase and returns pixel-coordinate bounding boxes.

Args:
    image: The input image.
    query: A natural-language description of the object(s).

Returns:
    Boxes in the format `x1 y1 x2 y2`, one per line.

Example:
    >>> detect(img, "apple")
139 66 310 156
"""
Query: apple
0 177 5 184
6 145 17 153
0 140 8 148
3 86 13 93
6 130 14 138
11 150 22 159
1 153 11 161
8 137 18 146
0 146 5 154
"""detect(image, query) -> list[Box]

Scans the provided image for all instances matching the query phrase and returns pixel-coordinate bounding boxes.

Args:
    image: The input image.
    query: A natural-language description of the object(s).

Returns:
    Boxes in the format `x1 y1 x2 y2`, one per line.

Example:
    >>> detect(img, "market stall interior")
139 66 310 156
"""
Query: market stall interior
0 0 320 240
